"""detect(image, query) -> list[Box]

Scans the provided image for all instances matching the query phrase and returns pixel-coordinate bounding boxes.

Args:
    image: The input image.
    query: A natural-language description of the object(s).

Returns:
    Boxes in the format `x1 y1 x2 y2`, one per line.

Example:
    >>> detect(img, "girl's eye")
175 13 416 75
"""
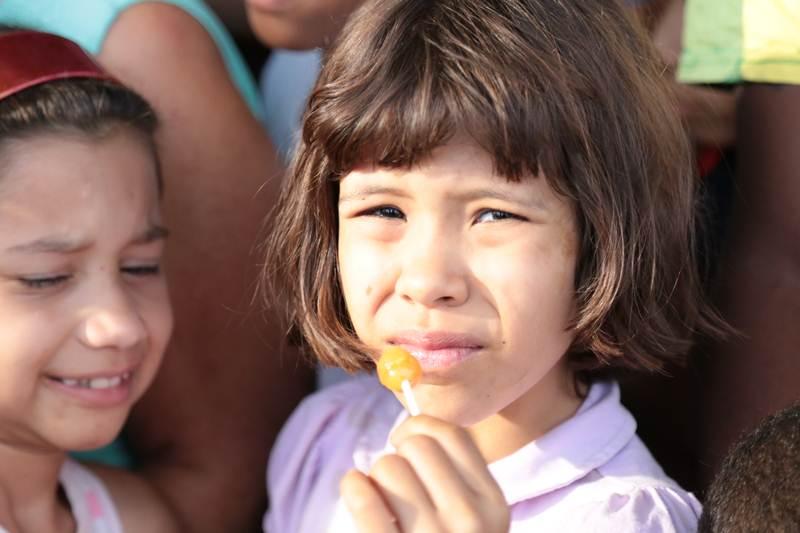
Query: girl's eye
122 264 161 277
474 209 525 224
18 274 70 289
361 206 405 220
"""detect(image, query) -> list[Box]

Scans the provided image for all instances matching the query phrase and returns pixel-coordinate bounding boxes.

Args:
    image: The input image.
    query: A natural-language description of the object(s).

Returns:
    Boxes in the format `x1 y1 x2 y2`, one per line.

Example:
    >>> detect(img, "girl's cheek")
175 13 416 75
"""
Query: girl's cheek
339 243 376 317
348 253 399 322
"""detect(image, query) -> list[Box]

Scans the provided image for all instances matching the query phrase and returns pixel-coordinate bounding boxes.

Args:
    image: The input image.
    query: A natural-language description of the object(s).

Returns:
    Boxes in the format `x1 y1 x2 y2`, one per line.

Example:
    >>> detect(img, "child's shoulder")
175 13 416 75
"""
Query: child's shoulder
555 436 702 532
556 476 701 533
0 491 15 533
271 375 399 468
56 459 176 533
507 380 702 532
88 463 178 533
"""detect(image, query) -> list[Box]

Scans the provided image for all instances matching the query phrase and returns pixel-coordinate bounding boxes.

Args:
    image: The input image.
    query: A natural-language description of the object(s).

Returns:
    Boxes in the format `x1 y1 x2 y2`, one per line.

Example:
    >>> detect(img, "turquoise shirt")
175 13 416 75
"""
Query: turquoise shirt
0 0 264 118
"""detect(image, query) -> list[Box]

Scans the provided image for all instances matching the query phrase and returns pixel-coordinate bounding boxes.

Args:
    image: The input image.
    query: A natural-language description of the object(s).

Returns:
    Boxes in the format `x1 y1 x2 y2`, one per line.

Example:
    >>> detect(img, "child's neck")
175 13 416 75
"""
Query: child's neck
467 364 584 463
0 442 74 533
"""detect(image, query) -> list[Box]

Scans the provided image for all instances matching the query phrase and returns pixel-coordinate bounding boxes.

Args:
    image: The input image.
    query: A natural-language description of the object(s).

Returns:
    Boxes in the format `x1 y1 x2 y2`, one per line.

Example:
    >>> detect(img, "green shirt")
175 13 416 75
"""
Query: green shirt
680 0 800 85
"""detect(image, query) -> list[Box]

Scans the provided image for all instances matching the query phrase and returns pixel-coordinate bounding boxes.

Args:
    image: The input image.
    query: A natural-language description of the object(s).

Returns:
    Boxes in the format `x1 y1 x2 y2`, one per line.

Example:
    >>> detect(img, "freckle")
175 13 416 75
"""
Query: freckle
366 285 372 296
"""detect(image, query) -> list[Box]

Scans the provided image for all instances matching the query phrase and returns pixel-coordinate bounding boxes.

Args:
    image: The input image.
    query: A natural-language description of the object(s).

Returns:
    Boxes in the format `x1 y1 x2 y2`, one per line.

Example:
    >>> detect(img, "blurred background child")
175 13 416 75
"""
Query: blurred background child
699 403 800 532
0 30 175 533
246 0 362 165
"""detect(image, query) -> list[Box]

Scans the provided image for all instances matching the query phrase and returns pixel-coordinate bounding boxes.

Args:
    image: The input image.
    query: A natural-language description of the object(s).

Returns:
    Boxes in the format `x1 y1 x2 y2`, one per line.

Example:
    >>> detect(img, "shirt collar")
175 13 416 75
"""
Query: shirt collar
487 380 636 504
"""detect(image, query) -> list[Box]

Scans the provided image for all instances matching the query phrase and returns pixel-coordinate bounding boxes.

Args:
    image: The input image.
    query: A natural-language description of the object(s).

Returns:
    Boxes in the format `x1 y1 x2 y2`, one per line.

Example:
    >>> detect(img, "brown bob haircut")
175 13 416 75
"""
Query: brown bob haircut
263 0 725 375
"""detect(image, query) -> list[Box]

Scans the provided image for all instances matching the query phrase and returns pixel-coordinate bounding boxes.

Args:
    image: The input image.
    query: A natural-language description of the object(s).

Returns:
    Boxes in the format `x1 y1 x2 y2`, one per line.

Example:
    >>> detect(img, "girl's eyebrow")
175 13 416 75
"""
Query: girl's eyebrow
452 188 548 211
6 224 169 254
134 224 170 245
338 185 411 204
6 236 90 254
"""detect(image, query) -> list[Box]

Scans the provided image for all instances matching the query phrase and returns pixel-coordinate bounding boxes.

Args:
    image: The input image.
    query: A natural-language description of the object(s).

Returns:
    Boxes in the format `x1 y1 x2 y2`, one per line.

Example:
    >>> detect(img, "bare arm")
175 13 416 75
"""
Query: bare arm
98 5 314 532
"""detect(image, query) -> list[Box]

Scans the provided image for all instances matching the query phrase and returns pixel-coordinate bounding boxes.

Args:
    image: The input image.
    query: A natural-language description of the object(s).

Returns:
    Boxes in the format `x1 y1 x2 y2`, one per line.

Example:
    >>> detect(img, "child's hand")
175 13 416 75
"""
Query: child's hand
340 415 510 533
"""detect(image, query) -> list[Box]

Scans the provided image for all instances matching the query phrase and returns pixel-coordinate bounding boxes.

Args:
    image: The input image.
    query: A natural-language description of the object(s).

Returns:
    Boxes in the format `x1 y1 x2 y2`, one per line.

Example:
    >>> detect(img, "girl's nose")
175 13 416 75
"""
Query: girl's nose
395 234 469 308
78 298 147 351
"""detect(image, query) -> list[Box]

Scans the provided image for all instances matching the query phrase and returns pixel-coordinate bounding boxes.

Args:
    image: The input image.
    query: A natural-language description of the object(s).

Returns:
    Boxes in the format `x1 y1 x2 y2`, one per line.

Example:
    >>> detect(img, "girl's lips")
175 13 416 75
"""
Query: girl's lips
403 346 481 371
389 331 484 372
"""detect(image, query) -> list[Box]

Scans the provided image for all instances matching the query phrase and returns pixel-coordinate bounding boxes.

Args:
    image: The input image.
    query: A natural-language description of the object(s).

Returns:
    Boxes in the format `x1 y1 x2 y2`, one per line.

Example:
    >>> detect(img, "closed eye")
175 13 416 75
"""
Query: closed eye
18 274 70 289
122 264 161 277
474 209 527 224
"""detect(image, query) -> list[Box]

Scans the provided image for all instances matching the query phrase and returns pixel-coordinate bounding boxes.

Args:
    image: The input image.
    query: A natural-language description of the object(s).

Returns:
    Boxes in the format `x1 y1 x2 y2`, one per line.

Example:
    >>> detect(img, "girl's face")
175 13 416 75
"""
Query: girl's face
0 130 172 453
338 139 580 428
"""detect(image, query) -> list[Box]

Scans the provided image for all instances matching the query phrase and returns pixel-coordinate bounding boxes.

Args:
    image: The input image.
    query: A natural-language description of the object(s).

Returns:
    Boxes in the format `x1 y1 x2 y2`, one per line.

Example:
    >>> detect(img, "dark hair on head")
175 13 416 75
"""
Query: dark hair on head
262 0 727 373
0 53 161 190
699 403 800 533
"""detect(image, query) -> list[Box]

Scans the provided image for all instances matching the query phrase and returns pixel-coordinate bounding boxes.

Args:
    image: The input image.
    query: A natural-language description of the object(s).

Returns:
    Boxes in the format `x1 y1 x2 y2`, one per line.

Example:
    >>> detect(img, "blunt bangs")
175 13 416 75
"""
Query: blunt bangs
303 0 611 191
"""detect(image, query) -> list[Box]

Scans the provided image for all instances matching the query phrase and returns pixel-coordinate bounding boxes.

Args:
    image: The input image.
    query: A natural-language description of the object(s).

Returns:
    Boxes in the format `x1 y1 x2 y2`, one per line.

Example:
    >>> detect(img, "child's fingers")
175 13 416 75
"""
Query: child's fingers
390 415 505 502
367 453 442 531
341 469 403 533
395 433 507 531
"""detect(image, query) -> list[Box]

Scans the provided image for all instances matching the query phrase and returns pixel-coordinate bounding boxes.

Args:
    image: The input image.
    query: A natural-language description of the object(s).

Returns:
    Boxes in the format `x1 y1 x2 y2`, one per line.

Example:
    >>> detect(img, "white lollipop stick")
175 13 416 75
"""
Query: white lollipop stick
401 379 420 416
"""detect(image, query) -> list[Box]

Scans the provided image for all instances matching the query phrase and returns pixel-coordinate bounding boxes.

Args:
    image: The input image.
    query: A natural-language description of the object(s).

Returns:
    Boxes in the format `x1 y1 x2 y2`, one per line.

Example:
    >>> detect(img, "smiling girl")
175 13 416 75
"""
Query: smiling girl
0 31 175 532
262 0 724 531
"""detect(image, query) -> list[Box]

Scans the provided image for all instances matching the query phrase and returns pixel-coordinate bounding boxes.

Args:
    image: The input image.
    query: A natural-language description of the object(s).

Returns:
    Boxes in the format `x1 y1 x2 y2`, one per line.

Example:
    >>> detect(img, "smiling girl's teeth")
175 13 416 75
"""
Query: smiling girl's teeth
57 373 129 389
90 377 116 389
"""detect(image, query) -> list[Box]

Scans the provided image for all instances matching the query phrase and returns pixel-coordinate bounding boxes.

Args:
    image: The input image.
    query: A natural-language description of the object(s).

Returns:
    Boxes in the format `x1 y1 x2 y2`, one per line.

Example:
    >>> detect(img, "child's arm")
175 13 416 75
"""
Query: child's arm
91 465 178 533
340 415 510 533
96 4 313 532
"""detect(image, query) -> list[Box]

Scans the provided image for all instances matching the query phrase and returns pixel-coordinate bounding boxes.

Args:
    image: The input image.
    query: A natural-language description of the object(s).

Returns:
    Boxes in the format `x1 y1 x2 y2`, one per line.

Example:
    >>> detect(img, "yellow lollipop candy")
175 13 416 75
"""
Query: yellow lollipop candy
377 346 422 415
378 346 422 391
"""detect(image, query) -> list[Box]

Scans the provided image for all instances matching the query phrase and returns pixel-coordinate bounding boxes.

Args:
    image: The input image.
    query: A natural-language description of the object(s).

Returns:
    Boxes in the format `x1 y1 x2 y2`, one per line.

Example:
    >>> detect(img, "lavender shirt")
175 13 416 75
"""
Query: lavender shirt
264 378 701 532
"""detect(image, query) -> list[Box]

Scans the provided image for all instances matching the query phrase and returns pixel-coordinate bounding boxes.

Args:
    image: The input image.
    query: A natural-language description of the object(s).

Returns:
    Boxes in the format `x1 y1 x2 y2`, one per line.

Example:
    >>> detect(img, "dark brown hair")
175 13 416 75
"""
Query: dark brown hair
699 403 800 533
0 76 161 190
263 0 725 374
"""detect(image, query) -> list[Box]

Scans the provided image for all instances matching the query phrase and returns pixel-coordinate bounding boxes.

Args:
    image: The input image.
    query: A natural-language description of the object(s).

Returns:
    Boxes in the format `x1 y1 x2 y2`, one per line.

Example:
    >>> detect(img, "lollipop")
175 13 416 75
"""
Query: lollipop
377 346 421 416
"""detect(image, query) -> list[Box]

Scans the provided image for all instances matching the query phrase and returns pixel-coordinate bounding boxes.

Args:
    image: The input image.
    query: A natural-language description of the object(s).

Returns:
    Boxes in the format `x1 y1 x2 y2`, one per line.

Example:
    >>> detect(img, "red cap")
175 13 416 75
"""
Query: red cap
0 30 116 101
